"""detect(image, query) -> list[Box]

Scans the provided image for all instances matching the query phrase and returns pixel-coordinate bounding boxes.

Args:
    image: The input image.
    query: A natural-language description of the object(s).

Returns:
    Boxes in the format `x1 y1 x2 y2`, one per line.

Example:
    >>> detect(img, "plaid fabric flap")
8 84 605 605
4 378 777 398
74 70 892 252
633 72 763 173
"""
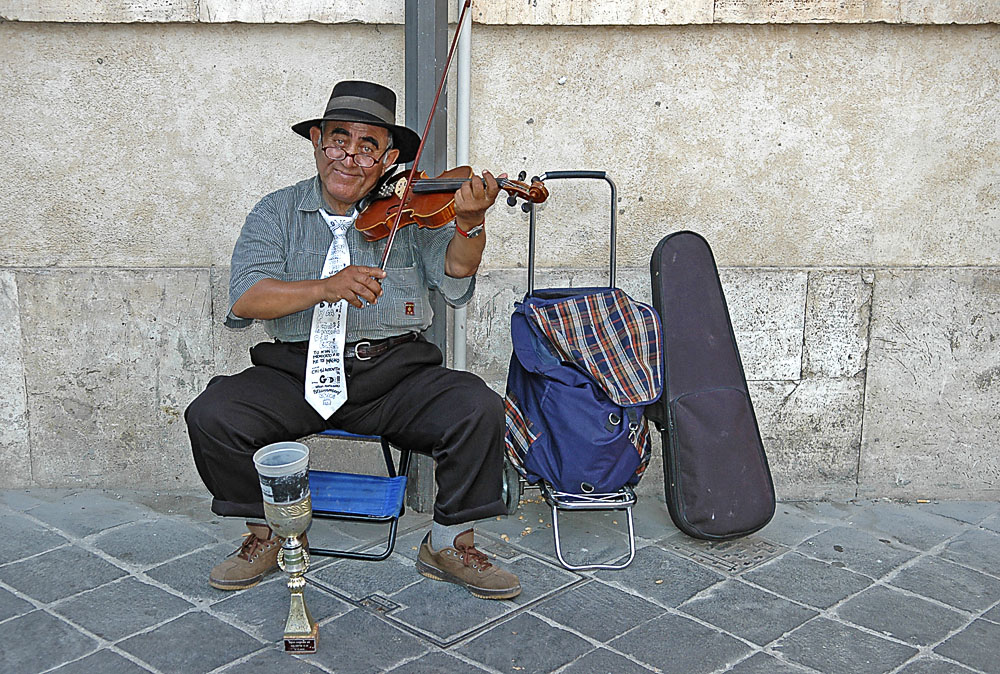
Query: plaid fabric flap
504 392 536 475
527 288 663 406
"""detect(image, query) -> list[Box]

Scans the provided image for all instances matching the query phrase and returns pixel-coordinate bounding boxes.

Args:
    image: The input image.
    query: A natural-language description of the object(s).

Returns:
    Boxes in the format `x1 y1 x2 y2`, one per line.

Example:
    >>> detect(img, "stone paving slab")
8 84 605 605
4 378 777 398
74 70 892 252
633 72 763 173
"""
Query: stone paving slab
741 551 873 609
678 578 819 646
1 489 999 674
49 649 152 674
751 504 835 547
888 555 1000 613
841 501 972 550
595 544 727 607
306 608 429 673
896 658 979 674
933 619 1000 674
117 611 264 674
919 500 1000 525
455 611 593 674
772 617 919 674
50 576 195 642
0 585 34 622
143 541 247 605
89 517 219 568
384 650 491 673
0 546 128 603
531 579 666 643
983 603 1000 623
210 574 351 643
23 491 155 538
0 610 98 673
610 611 752 673
216 647 331 674
0 510 71 564
726 652 812 674
557 647 658 674
797 525 920 578
939 528 1000 576
834 584 970 647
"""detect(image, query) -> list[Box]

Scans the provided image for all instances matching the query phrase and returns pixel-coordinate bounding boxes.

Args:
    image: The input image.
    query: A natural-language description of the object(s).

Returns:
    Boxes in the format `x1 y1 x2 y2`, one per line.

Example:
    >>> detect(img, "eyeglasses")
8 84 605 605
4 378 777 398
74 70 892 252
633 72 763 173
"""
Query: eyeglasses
320 145 385 169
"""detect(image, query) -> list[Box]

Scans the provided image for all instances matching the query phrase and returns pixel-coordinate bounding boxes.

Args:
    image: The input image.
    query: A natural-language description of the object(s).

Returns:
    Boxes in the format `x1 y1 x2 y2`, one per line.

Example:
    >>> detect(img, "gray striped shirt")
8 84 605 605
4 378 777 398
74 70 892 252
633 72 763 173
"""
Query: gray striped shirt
226 175 474 342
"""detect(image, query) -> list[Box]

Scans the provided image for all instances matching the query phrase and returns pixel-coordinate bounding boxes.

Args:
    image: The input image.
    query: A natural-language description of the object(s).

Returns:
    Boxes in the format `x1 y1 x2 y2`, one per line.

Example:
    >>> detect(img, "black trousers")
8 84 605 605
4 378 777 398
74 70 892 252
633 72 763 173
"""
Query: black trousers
185 337 507 526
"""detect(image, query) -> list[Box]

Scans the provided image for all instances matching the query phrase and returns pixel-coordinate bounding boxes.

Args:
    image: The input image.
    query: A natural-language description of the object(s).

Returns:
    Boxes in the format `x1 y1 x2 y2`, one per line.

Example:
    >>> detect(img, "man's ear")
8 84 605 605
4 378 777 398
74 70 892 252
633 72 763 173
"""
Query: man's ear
309 125 322 148
381 148 401 174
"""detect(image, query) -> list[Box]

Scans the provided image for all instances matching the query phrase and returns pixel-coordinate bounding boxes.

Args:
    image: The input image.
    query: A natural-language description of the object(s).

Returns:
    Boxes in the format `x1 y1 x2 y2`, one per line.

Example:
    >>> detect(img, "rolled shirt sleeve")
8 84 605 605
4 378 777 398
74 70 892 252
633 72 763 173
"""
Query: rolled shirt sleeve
225 197 286 329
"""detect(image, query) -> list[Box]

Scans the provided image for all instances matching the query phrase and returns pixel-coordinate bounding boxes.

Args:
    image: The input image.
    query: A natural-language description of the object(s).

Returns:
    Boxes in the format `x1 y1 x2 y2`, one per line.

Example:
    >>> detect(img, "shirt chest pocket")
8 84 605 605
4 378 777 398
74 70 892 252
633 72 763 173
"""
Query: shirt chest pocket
381 264 430 328
284 249 327 280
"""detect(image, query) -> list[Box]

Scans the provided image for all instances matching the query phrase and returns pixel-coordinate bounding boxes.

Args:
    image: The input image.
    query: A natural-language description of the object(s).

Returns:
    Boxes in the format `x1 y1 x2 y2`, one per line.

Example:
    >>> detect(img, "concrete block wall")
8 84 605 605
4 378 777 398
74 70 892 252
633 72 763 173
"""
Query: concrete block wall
0 2 997 501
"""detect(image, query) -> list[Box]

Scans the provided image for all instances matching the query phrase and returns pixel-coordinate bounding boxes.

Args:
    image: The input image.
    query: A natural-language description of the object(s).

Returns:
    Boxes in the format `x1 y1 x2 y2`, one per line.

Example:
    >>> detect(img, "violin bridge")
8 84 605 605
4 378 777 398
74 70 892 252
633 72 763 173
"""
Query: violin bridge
393 178 409 199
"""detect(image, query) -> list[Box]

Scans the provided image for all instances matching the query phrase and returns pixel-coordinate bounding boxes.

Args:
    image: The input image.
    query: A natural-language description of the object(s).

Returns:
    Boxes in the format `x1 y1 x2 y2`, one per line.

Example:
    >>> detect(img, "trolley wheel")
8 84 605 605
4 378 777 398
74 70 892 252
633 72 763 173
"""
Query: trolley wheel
502 458 522 515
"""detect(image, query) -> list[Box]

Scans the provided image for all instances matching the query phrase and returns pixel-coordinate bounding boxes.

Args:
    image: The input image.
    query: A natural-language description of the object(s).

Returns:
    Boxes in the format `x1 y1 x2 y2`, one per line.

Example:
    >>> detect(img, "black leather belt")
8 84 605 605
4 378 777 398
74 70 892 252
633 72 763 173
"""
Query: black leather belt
345 332 419 360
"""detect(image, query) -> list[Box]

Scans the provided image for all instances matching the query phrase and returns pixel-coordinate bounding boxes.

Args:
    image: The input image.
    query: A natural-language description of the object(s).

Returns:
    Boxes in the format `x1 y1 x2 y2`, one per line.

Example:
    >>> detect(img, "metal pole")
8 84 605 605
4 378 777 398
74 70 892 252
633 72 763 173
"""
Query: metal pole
453 0 472 371
404 0 449 512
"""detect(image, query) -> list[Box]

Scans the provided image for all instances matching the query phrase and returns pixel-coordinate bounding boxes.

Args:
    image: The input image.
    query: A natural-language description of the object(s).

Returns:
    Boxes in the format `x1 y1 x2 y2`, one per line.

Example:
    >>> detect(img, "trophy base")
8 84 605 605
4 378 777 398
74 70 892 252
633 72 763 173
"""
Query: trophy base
284 624 319 654
282 584 318 654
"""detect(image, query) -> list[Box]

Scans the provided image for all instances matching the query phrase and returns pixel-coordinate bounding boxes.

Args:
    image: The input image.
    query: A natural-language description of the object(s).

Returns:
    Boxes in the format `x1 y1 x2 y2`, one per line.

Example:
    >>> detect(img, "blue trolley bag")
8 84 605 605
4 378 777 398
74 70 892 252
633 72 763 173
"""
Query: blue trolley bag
504 286 664 495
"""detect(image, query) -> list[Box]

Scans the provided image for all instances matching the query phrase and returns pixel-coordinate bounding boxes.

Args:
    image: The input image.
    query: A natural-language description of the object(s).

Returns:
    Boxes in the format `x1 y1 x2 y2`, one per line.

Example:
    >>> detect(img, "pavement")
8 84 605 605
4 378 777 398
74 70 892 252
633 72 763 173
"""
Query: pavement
1 488 999 674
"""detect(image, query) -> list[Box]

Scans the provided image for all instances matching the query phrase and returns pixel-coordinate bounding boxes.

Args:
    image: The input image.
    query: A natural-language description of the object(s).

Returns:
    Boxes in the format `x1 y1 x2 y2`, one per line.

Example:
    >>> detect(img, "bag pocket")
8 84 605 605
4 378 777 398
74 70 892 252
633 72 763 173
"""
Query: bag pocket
523 379 642 494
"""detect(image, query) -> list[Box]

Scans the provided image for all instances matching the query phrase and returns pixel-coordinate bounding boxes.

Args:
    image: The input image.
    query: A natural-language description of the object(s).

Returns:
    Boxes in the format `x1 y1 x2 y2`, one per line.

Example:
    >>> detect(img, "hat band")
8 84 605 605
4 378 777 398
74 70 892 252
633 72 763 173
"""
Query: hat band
324 95 395 125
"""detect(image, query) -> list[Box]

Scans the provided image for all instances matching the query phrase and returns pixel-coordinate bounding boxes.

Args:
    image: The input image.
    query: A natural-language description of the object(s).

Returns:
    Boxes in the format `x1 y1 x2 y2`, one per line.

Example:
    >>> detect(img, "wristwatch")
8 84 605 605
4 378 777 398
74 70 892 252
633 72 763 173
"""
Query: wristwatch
455 222 485 239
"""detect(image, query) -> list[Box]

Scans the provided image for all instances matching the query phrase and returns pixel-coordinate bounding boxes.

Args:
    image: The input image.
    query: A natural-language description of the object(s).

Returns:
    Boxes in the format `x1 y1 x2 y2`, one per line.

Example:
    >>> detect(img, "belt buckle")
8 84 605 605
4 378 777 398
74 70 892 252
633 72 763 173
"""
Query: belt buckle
353 340 372 361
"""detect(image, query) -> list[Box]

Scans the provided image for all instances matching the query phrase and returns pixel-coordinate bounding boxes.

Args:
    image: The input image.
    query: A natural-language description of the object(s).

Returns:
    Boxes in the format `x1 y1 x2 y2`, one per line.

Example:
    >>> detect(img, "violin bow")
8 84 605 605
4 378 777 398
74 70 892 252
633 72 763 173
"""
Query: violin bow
378 0 475 270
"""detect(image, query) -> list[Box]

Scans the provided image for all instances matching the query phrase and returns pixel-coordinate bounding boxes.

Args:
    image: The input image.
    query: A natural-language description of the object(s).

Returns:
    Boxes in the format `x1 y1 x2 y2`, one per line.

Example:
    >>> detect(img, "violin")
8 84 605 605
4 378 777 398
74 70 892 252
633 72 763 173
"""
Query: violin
355 167 548 243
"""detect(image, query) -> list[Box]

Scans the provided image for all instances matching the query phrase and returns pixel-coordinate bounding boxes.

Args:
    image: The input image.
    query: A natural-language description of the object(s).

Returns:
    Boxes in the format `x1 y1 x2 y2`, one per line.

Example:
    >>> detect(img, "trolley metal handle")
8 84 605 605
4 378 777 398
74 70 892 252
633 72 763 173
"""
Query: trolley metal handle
526 171 617 296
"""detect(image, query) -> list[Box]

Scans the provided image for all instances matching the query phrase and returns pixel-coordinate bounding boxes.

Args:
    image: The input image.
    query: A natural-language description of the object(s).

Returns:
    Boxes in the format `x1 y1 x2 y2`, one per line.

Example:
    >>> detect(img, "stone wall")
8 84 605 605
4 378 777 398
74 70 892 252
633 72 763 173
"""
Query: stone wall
0 3 997 501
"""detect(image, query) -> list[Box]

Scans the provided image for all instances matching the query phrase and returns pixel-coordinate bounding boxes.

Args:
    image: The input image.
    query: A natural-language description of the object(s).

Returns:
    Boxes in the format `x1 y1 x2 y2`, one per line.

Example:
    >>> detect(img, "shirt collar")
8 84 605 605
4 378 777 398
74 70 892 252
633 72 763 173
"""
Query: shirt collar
297 175 328 213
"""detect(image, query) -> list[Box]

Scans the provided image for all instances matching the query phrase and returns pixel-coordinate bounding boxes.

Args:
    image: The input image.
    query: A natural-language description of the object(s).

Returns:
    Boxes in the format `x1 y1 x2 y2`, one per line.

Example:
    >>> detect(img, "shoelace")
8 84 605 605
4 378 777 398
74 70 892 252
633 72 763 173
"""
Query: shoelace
454 540 491 569
233 531 272 561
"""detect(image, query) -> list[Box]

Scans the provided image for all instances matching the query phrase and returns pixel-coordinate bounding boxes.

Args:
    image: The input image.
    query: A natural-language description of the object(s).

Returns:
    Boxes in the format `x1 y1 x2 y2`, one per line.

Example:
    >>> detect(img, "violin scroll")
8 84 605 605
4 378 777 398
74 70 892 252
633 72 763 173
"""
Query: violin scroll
498 175 549 208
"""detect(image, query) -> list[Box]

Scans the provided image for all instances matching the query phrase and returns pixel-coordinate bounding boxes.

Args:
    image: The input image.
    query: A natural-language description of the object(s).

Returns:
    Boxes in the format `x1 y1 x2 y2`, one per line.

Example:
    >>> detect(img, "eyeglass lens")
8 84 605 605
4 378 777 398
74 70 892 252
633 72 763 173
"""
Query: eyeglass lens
322 146 377 168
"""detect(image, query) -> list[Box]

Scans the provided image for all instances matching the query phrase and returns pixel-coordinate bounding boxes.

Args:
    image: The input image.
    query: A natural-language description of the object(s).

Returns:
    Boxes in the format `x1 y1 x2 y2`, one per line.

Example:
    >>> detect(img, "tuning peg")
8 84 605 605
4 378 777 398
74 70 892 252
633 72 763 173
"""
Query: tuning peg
518 170 527 181
507 195 518 207
531 176 540 183
521 203 532 213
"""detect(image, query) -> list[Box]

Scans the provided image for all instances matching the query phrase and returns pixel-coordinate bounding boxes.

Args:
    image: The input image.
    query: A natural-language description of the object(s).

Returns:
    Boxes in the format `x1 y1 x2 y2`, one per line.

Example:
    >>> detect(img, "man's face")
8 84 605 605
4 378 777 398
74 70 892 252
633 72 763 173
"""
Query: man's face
309 121 400 213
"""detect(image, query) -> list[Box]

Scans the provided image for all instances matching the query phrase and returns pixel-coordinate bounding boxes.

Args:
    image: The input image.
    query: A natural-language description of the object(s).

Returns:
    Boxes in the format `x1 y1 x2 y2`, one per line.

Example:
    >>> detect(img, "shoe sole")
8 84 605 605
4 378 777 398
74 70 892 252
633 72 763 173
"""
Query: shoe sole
416 559 522 600
209 576 264 591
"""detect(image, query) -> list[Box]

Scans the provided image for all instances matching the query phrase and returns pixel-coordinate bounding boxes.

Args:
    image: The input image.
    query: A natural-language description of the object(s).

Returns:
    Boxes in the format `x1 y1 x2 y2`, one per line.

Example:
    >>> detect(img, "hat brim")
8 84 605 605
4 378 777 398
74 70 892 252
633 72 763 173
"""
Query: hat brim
292 111 420 164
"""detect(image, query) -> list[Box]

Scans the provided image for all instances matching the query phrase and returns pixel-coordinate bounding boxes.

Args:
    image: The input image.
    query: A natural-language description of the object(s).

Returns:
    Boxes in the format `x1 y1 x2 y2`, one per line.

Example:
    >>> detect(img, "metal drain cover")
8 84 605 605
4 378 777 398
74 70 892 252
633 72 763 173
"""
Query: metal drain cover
669 537 785 574
360 594 400 613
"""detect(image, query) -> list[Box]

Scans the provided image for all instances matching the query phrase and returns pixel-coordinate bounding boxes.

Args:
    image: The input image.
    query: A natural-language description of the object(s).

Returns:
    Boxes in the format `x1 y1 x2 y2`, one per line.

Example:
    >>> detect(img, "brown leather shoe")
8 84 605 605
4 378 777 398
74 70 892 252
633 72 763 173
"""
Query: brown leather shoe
209 522 307 591
416 529 521 600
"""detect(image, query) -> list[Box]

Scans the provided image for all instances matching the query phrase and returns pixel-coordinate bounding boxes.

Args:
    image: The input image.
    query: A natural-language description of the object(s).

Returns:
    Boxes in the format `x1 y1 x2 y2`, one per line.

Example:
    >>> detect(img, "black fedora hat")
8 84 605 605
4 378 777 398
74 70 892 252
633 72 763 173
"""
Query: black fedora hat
292 81 420 163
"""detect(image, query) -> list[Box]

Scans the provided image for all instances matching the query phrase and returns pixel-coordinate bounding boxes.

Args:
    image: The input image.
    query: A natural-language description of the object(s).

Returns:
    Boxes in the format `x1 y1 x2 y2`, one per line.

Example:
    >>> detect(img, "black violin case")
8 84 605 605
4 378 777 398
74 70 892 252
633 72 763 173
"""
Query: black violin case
646 231 775 540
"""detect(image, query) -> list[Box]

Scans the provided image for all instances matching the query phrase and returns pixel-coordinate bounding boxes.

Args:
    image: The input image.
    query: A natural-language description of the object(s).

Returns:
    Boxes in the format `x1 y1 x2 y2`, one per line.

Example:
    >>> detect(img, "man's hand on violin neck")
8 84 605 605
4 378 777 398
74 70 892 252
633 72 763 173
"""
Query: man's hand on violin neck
324 265 386 308
454 170 504 232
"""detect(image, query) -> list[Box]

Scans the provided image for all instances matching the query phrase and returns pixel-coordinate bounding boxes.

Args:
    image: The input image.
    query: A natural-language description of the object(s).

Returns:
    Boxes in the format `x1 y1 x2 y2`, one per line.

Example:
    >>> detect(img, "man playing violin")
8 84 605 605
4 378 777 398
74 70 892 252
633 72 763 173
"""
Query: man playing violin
185 80 520 599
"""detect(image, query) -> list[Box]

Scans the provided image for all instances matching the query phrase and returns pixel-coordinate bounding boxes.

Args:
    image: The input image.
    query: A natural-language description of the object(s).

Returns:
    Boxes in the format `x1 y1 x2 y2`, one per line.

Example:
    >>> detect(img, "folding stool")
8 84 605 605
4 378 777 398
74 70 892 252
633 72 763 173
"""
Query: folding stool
307 429 411 561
